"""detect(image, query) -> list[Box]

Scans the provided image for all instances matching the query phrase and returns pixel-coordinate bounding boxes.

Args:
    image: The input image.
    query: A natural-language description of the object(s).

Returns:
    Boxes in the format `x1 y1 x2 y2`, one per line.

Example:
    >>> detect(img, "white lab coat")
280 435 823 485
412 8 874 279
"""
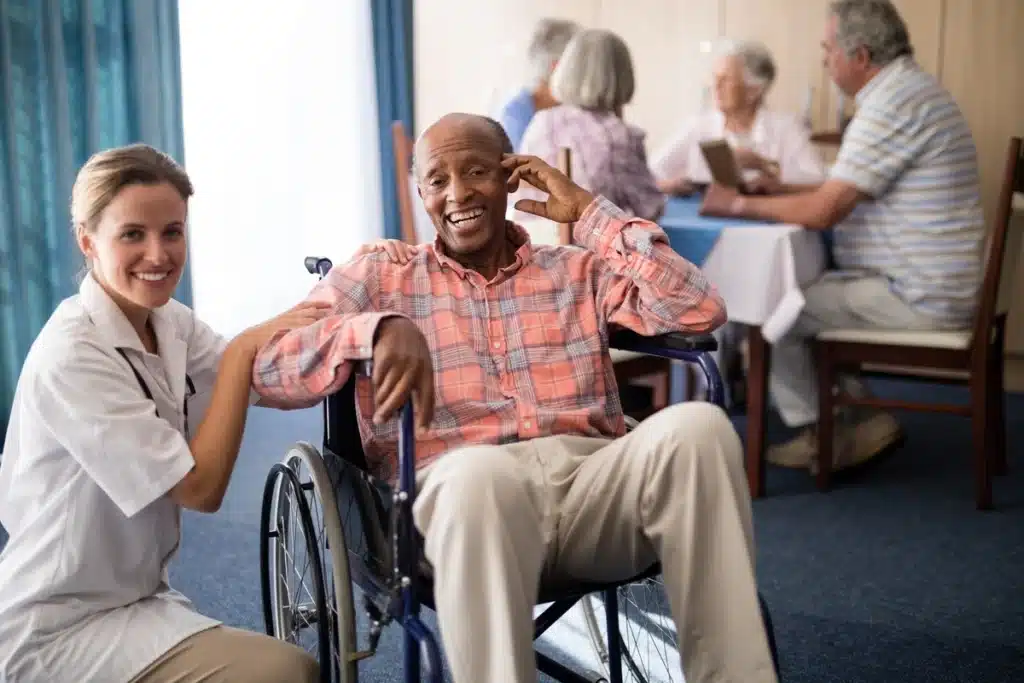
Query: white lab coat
0 273 239 682
649 107 827 186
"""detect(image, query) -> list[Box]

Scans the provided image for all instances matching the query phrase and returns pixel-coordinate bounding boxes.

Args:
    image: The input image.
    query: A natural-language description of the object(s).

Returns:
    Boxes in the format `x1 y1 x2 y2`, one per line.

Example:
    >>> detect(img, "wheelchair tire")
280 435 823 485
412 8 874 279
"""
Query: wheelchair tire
580 581 680 683
260 443 359 683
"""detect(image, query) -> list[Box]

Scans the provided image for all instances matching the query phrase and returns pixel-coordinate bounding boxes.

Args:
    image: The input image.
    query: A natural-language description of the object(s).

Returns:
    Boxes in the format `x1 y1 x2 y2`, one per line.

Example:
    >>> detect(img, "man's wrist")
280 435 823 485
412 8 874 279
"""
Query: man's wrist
572 189 596 221
729 194 748 217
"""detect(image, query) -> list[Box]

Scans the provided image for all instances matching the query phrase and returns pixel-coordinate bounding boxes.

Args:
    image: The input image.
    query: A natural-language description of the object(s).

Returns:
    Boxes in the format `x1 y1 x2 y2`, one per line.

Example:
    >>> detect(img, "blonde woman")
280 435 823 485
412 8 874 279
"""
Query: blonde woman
0 144 328 682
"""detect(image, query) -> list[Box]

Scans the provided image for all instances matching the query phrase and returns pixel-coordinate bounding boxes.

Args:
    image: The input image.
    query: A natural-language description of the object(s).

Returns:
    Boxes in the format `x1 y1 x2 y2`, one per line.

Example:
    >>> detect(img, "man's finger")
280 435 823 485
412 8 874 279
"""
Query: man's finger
416 368 436 432
373 361 402 410
514 199 549 219
374 371 415 424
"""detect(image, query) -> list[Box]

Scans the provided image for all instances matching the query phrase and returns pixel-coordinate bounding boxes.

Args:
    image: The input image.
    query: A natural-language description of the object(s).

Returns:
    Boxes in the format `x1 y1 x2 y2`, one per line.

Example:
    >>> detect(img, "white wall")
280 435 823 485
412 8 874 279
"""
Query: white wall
178 0 382 337
413 0 723 153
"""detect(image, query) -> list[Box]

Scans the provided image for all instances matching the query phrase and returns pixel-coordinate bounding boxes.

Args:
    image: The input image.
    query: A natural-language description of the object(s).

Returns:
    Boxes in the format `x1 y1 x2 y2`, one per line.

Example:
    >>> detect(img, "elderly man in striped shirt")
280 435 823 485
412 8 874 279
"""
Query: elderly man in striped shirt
252 112 780 683
701 0 985 470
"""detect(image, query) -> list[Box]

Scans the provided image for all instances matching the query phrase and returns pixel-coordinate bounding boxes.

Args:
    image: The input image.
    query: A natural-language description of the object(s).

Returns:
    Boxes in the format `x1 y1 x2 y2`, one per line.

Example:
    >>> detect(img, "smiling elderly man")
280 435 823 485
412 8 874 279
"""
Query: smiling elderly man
252 112 779 683
701 0 985 470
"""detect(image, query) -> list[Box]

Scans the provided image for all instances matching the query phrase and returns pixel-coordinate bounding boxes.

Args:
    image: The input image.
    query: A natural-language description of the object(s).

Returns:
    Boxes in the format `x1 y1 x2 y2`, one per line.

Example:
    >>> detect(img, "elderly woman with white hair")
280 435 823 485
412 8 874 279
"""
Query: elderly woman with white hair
651 40 826 195
516 28 665 221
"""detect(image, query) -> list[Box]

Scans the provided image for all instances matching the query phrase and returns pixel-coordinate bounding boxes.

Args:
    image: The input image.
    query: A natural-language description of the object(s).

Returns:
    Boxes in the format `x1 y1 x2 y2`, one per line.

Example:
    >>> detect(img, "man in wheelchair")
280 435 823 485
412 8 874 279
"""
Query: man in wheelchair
253 113 778 683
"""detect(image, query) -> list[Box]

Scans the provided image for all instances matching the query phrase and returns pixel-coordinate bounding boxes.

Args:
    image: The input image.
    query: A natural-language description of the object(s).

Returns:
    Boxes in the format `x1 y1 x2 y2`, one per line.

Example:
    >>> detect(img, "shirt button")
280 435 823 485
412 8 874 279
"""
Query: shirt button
493 341 501 349
523 421 532 430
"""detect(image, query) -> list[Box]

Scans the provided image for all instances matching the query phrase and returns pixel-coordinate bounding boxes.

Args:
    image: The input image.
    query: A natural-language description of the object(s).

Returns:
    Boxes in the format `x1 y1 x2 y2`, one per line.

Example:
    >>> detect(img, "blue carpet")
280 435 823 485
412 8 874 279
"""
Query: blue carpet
3 380 1023 682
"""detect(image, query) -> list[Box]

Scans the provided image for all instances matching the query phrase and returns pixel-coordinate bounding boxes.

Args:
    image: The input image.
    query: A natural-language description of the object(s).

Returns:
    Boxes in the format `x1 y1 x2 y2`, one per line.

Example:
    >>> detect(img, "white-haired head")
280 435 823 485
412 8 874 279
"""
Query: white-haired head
550 28 636 113
716 39 776 101
525 18 582 89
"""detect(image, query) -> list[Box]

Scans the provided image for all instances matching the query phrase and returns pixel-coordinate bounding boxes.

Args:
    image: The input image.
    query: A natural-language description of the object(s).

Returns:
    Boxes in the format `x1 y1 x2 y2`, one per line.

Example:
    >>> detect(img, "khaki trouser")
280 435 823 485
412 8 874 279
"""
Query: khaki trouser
414 401 778 683
770 275 944 427
130 625 319 683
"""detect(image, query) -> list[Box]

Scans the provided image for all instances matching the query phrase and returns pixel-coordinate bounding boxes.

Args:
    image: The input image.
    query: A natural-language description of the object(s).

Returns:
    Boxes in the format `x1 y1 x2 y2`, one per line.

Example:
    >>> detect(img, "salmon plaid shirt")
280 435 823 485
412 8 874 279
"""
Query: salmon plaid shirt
252 196 726 480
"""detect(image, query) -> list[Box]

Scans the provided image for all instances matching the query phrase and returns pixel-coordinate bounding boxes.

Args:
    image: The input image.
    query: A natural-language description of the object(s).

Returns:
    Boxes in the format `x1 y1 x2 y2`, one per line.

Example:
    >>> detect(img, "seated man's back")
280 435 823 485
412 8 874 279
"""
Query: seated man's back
829 54 985 329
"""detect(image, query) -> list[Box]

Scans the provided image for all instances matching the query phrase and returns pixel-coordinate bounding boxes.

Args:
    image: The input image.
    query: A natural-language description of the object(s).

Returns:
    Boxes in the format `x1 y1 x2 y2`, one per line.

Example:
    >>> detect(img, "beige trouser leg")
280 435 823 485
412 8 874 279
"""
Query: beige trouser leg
770 275 942 427
414 401 776 683
129 625 319 683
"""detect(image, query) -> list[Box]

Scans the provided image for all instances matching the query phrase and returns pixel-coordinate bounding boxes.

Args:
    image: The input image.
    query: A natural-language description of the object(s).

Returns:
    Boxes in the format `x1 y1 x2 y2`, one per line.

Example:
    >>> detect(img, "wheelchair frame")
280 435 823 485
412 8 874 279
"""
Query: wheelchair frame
258 256 778 683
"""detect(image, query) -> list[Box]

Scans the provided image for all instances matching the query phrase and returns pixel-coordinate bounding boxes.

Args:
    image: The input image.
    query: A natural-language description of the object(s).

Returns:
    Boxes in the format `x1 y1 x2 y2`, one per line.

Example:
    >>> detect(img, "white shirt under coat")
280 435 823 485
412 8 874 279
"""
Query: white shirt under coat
0 273 243 682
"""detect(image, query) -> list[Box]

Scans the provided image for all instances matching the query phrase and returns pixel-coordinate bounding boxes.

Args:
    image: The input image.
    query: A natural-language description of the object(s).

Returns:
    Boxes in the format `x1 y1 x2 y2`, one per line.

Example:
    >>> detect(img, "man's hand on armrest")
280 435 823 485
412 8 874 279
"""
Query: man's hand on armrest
371 317 435 433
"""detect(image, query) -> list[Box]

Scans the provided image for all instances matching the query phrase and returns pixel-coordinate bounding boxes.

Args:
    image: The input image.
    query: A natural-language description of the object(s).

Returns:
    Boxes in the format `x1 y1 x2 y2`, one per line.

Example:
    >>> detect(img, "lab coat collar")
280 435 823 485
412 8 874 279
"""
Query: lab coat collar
79 273 189 405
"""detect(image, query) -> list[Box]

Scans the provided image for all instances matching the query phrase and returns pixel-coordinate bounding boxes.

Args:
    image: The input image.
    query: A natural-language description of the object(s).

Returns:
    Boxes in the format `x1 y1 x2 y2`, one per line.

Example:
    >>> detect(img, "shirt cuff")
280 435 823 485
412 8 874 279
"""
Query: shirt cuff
572 195 629 247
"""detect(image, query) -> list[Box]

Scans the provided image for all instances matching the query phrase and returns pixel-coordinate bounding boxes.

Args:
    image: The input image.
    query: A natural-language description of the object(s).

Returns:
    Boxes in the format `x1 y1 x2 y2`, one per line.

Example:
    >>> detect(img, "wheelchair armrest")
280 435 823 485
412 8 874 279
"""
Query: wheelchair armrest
609 329 718 362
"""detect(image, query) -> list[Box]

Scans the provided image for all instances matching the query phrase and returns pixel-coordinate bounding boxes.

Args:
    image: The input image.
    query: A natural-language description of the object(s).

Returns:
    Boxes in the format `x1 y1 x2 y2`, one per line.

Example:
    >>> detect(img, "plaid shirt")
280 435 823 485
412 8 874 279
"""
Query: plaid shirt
516 104 666 221
253 197 726 480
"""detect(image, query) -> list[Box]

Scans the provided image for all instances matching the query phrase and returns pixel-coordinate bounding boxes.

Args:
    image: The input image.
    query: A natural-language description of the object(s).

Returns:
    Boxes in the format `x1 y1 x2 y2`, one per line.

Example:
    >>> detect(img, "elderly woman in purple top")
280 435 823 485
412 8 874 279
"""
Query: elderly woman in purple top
515 28 666 222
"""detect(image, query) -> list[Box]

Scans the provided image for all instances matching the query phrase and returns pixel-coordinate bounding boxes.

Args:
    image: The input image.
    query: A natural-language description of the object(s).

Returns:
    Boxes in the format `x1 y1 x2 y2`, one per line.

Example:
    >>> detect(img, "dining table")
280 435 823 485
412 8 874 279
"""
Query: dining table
658 195 827 496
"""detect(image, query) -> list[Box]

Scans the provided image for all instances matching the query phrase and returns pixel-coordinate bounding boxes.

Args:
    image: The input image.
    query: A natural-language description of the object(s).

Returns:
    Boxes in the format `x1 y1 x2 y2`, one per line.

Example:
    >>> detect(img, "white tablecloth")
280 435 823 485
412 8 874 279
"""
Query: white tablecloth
701 224 826 343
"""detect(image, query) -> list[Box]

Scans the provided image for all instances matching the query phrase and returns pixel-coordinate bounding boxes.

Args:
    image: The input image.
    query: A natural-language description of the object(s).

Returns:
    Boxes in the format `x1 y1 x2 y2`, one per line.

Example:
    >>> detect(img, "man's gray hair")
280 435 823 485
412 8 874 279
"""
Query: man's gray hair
550 29 635 112
829 0 913 66
525 18 582 88
716 39 777 94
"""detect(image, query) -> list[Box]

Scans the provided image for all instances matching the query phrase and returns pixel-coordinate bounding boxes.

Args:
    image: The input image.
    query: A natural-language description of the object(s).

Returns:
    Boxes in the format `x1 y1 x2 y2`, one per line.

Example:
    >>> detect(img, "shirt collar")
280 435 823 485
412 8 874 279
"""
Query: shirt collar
432 222 534 284
78 271 178 354
855 55 912 106
711 106 768 147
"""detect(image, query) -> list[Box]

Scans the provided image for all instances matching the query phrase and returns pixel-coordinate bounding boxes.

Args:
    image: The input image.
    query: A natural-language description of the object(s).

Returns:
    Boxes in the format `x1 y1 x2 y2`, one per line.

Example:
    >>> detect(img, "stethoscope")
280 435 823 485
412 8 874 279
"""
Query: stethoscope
117 348 195 439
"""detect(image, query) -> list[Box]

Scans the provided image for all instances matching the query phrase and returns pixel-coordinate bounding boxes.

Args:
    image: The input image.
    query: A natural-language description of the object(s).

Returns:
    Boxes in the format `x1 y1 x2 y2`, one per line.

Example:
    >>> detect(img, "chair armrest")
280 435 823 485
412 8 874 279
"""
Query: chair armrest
609 329 717 362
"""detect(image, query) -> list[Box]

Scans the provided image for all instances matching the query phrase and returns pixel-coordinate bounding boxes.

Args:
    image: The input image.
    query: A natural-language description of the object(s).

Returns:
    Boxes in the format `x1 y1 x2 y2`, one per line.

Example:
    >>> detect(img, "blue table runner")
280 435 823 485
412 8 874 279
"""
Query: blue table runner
658 196 769 266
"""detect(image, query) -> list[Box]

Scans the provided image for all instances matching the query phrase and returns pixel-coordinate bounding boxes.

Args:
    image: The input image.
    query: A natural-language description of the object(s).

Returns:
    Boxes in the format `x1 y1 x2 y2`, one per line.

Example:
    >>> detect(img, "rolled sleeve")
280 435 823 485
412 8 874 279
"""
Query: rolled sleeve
33 341 195 518
573 196 727 335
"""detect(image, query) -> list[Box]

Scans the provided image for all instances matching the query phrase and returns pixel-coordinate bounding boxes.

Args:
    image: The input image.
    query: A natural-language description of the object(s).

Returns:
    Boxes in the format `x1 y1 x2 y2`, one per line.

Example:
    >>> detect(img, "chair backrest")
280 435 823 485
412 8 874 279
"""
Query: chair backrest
391 120 419 245
556 147 572 245
972 136 1023 348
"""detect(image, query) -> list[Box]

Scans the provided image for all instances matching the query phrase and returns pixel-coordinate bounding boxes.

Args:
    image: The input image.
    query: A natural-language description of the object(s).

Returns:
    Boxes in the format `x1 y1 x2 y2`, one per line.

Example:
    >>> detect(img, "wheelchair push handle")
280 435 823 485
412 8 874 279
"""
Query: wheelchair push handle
304 256 334 278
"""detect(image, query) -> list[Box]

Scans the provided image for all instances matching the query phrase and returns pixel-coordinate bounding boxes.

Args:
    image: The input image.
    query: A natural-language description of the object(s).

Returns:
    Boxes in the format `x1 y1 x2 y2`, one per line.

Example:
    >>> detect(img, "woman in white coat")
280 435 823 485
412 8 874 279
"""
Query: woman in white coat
0 144 329 682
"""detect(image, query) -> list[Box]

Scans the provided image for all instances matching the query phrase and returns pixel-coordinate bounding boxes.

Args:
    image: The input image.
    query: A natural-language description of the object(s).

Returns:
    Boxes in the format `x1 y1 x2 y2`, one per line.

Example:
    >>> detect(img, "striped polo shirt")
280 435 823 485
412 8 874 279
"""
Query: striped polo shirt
829 56 984 329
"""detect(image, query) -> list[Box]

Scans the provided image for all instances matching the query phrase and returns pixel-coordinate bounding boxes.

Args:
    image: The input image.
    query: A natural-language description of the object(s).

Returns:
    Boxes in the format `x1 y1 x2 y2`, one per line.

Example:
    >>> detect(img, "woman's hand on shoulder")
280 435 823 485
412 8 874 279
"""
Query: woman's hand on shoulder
232 301 334 357
352 239 420 264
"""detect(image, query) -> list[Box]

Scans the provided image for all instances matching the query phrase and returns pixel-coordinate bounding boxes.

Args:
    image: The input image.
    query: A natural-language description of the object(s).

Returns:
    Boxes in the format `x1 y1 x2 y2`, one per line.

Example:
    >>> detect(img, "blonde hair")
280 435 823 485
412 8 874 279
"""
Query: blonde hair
71 143 193 232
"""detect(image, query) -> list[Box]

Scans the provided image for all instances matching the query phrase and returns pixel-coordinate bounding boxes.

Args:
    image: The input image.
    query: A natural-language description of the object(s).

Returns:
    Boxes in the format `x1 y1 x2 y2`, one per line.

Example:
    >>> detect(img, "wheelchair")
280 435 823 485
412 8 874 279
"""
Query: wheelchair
258 256 781 683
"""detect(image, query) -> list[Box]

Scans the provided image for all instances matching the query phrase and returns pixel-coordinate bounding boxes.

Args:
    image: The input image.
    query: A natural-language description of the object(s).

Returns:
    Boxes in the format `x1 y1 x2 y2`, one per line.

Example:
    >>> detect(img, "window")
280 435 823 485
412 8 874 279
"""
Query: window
177 0 383 336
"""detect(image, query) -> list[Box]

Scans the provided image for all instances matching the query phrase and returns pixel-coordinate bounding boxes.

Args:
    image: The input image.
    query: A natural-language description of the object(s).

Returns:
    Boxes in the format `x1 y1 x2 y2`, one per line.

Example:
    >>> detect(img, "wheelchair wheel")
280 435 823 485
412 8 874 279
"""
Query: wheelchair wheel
580 577 683 683
260 442 359 683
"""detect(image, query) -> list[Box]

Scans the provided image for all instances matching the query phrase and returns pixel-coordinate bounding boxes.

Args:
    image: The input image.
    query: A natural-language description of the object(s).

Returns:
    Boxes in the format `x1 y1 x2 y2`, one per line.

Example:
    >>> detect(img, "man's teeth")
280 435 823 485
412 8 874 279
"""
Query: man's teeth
448 208 484 223
135 272 169 281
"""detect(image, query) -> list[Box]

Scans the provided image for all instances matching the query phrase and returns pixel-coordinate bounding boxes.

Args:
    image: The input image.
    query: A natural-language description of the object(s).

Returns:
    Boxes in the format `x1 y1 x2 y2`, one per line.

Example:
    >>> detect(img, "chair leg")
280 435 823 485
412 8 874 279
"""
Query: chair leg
744 326 770 498
970 366 993 510
989 348 1008 476
814 344 835 491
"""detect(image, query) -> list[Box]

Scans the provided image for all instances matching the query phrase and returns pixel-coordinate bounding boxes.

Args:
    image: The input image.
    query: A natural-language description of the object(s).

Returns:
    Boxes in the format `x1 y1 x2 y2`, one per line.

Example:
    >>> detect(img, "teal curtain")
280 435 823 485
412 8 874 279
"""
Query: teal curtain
0 0 188 439
370 0 414 241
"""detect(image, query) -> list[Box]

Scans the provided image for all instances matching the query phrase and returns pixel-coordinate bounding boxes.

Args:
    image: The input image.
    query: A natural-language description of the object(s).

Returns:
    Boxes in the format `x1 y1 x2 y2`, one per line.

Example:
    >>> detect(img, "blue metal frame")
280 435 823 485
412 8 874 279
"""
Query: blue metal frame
300 256 777 683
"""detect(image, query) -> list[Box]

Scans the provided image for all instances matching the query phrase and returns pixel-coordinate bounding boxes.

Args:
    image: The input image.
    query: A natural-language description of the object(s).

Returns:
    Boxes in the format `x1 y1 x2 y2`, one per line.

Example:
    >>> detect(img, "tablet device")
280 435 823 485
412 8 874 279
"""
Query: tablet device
699 139 745 189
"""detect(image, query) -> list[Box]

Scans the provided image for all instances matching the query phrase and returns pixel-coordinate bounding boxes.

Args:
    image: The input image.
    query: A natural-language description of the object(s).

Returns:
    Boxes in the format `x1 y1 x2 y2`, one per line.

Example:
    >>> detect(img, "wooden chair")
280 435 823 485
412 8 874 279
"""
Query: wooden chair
812 136 1024 510
554 148 673 417
391 120 419 244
